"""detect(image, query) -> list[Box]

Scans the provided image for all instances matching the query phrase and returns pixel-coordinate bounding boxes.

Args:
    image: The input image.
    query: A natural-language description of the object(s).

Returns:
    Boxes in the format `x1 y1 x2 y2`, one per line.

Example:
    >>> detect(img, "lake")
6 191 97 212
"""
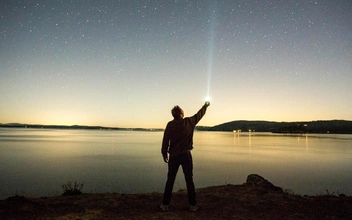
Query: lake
1 128 352 198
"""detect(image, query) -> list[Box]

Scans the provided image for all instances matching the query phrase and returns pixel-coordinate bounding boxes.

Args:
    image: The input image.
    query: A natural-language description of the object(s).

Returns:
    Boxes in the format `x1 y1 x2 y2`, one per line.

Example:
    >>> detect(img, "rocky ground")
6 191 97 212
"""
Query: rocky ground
1 175 351 220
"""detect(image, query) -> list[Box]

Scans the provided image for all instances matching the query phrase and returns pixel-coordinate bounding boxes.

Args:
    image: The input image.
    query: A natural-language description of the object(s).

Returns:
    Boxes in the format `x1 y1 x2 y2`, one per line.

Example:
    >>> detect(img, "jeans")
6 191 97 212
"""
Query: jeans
162 152 196 206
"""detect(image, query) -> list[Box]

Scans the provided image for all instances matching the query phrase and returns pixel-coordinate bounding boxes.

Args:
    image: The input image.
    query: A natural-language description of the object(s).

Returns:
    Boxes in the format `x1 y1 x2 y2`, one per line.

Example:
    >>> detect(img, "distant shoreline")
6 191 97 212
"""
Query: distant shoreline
0 123 163 132
1 119 352 134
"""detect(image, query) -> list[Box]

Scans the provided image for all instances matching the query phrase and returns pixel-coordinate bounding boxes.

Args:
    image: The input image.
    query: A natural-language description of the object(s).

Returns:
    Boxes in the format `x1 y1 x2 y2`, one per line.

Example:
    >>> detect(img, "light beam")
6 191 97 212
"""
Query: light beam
206 1 217 102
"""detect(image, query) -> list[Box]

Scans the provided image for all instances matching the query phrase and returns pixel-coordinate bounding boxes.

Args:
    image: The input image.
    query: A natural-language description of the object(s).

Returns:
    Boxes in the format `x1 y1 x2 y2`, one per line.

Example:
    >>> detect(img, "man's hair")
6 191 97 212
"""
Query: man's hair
171 105 184 119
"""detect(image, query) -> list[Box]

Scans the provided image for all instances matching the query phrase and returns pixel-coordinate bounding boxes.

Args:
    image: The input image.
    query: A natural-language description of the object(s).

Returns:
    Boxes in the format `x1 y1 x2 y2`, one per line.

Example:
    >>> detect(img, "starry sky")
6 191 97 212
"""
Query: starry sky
1 0 351 128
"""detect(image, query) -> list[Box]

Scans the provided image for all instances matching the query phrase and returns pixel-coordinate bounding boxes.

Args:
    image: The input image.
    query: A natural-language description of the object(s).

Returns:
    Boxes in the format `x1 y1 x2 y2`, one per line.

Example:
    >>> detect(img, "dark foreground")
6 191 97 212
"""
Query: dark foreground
1 178 352 220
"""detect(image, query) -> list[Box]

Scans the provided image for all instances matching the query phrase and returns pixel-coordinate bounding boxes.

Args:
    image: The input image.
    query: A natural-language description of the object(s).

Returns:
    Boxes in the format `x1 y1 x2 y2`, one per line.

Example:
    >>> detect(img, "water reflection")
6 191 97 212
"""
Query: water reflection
1 129 352 197
195 131 352 195
249 132 252 149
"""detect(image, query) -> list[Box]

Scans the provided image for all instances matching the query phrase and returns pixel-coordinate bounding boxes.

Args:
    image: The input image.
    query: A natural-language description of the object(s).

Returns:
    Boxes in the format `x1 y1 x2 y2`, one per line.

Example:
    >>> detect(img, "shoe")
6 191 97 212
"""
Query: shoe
190 204 199 212
160 204 169 211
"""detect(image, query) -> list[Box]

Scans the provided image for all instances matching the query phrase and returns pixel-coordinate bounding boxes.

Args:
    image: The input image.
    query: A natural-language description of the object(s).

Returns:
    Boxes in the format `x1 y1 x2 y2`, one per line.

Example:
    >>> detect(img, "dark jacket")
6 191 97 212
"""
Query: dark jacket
161 105 208 157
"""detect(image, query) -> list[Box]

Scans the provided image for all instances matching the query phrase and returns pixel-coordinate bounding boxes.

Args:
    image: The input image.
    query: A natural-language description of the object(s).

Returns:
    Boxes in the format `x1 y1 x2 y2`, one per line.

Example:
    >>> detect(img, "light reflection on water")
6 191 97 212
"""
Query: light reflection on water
0 128 352 198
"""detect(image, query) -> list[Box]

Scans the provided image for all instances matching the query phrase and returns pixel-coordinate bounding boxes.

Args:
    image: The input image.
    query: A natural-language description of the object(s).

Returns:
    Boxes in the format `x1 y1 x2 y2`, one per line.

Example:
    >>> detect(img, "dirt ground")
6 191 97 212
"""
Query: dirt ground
1 183 351 220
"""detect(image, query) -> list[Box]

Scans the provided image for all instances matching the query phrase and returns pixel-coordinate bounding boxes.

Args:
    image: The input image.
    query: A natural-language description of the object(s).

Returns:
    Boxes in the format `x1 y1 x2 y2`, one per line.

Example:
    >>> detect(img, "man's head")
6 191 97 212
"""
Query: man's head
171 105 184 119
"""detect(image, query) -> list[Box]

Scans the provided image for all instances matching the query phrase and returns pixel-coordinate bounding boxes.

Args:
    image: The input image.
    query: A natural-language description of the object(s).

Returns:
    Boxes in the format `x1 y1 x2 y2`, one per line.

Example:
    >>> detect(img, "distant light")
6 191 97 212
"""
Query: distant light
205 96 211 102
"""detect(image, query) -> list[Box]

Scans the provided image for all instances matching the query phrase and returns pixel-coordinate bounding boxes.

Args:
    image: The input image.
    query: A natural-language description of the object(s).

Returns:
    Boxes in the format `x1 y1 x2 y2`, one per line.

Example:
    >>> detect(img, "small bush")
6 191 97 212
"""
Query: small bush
284 189 295 195
317 189 338 197
61 181 83 196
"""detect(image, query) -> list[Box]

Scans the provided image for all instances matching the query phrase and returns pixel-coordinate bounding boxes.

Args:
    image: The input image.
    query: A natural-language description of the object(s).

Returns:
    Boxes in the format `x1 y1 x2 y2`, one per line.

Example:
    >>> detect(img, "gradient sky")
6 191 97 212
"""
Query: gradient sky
1 0 351 128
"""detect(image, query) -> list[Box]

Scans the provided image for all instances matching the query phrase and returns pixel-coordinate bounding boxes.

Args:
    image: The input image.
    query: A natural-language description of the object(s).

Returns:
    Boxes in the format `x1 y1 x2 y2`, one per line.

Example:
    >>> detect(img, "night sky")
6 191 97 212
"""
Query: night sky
1 0 351 128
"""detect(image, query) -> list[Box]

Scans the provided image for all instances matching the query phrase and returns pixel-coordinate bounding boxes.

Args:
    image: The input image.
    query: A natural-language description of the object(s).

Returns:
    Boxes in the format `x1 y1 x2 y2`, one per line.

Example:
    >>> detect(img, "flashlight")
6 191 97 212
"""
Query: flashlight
205 96 211 106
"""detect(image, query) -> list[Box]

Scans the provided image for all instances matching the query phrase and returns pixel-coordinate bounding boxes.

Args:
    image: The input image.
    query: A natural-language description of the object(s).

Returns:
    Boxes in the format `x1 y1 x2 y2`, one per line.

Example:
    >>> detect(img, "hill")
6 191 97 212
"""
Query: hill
206 120 352 134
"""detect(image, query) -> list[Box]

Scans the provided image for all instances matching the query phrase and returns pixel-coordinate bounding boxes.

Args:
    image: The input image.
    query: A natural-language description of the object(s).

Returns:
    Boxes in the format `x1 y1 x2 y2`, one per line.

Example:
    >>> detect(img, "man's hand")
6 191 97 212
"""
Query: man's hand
163 155 168 163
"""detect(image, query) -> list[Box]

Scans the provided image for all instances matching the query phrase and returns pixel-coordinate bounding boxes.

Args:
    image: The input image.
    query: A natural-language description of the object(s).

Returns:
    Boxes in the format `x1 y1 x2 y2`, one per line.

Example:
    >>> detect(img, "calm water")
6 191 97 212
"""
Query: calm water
1 128 352 198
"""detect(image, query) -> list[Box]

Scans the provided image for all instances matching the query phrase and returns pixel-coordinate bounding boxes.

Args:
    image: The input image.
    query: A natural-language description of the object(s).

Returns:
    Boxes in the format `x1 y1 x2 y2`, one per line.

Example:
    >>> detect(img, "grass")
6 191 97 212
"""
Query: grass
61 181 84 196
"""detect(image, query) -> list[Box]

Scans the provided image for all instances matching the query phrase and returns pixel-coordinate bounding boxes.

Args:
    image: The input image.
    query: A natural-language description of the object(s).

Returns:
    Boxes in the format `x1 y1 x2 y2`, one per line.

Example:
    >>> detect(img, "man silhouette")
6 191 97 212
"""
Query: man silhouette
160 101 210 211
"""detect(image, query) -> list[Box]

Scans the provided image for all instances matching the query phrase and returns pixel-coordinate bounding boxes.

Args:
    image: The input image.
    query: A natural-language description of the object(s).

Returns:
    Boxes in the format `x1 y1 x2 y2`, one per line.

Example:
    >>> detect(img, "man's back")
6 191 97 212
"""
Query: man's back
162 104 208 157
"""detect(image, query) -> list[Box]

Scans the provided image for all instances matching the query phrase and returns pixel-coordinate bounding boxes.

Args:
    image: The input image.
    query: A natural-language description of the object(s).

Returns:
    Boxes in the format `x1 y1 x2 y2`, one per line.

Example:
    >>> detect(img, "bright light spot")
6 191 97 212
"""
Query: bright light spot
205 96 211 102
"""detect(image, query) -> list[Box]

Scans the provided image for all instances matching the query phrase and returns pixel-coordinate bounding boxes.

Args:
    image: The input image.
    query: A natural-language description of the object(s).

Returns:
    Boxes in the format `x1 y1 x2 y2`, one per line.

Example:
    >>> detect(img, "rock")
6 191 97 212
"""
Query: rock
246 174 283 192
3 195 36 212
6 195 28 202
